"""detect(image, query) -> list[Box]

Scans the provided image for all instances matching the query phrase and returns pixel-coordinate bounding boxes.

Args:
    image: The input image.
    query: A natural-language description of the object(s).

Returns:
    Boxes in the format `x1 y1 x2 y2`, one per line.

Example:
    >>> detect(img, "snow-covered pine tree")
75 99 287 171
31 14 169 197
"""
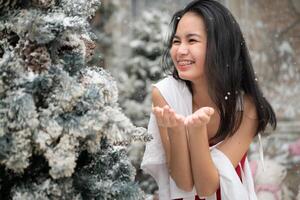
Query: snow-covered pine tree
88 0 116 68
111 9 170 196
114 9 170 128
0 0 149 199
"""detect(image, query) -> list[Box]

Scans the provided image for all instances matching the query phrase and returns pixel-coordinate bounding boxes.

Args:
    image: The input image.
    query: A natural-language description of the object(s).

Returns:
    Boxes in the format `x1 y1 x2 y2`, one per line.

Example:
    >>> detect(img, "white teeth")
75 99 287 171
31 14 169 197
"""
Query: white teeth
178 60 194 65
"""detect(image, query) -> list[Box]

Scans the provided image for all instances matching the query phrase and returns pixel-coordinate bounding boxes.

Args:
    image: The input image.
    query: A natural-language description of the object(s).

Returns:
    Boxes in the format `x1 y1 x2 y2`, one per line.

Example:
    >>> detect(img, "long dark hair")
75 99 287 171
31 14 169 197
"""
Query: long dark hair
162 0 276 142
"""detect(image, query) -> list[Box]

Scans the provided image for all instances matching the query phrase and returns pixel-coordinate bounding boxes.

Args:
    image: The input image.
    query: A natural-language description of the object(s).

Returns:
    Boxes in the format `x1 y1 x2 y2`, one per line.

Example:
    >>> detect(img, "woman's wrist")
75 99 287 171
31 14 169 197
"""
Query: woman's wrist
168 125 186 136
187 124 207 135
168 126 189 148
187 125 210 148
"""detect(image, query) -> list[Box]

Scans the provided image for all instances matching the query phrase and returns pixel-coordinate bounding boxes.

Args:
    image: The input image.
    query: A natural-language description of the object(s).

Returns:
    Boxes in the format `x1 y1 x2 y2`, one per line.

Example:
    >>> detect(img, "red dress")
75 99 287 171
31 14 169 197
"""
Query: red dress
174 153 247 200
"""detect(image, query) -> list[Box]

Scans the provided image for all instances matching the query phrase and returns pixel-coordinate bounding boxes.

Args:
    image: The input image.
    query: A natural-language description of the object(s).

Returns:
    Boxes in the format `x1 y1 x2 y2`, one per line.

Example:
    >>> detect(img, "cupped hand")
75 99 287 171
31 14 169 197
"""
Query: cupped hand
152 105 185 128
184 107 214 127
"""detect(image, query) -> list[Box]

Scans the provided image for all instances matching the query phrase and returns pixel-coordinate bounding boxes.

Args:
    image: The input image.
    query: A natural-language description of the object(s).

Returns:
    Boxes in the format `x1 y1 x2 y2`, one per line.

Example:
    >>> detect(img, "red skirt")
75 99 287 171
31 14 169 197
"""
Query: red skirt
174 153 247 200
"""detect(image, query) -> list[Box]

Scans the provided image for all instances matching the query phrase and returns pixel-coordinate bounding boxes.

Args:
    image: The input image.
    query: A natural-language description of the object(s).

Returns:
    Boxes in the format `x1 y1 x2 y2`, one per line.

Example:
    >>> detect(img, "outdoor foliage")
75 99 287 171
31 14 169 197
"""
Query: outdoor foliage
0 0 149 199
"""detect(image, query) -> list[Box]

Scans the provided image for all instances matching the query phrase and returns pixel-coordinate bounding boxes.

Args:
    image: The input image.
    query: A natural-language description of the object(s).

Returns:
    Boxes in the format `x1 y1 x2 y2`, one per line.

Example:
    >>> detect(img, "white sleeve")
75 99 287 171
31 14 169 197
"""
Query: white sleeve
206 148 257 200
142 119 257 200
140 113 171 199
141 112 196 200
141 76 194 200
141 77 256 200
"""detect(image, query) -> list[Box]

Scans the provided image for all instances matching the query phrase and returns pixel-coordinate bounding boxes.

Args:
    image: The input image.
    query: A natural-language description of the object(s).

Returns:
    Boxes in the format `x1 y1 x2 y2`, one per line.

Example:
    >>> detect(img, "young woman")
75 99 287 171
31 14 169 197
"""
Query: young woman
141 1 276 200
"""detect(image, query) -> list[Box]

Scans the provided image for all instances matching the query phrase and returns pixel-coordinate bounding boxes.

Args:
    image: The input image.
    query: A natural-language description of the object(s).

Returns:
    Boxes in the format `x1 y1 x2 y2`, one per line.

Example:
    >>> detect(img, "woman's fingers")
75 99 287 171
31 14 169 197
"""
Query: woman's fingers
184 115 193 126
167 107 185 126
152 106 165 126
163 106 172 126
152 105 214 127
152 106 163 117
152 106 184 127
202 107 214 116
168 109 177 125
184 107 213 127
175 113 185 124
197 111 210 123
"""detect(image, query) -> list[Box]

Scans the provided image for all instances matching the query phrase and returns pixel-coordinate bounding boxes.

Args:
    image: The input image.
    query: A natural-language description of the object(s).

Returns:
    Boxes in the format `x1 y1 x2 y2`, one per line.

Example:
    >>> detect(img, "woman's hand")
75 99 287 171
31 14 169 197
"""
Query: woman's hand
184 107 214 127
152 105 185 128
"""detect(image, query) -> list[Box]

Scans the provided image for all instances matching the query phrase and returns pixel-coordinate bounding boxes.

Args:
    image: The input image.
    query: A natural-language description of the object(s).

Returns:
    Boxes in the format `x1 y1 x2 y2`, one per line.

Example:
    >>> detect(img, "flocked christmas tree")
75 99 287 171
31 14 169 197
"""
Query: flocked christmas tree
0 0 149 199
111 9 170 196
113 9 170 128
88 0 116 68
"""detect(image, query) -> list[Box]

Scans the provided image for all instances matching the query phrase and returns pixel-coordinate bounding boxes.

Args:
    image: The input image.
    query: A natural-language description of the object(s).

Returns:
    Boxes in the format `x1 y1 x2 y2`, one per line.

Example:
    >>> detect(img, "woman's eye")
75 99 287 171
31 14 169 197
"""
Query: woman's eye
189 39 197 43
172 40 180 44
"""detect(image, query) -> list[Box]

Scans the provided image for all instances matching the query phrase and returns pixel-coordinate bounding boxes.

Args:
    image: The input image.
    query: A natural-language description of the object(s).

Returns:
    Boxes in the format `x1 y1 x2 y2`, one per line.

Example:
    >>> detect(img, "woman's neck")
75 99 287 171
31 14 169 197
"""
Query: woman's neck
191 78 214 108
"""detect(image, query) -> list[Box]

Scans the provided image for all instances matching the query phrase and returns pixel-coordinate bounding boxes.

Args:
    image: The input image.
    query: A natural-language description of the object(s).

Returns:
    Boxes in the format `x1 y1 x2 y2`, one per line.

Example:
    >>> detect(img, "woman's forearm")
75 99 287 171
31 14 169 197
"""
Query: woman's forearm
168 126 194 191
188 125 219 196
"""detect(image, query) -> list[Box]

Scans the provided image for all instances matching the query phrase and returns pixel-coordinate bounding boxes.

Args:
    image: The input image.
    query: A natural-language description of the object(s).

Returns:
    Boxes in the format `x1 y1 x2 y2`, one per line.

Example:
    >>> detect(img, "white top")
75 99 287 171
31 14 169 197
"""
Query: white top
141 76 257 200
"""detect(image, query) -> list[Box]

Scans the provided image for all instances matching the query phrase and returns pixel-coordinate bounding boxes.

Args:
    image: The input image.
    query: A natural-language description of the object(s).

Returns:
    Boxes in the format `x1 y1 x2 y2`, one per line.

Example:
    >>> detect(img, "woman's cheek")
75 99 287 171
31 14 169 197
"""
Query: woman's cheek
170 47 177 62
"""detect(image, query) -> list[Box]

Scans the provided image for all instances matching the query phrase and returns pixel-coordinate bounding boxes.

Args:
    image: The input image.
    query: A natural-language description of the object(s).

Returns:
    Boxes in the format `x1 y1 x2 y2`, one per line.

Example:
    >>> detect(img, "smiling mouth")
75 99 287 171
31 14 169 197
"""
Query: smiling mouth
176 60 195 71
177 60 195 66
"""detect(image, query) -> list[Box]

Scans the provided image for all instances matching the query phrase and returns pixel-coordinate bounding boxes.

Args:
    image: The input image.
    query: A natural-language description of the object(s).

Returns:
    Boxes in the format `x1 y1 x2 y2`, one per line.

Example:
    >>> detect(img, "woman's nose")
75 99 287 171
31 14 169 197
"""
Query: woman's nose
177 43 189 55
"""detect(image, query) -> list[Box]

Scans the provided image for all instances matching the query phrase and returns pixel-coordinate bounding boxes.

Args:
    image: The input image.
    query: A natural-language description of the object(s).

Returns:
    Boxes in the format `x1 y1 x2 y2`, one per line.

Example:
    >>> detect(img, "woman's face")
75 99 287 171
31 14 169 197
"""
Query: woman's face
170 12 207 81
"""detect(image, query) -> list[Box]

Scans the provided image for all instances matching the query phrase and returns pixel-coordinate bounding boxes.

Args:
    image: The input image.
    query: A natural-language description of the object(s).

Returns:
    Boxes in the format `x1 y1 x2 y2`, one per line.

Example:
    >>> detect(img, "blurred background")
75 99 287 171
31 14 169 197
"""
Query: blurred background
93 0 300 199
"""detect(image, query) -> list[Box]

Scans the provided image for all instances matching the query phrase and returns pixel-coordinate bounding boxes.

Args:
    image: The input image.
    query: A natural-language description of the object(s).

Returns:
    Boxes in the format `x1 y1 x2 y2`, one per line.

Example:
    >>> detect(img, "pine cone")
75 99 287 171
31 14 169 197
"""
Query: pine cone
19 40 51 73
80 35 96 62
31 0 55 9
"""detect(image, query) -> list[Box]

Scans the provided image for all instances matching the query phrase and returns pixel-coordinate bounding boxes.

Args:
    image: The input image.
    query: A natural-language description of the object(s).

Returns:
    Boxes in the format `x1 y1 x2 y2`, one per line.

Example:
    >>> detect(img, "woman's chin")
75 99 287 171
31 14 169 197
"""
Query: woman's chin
178 72 193 81
178 72 204 82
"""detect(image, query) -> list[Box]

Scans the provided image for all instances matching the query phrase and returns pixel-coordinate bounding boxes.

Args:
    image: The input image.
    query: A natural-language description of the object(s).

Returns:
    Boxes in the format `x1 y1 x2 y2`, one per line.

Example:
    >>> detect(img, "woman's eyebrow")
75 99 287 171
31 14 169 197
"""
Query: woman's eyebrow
173 33 203 39
173 35 180 40
186 33 202 38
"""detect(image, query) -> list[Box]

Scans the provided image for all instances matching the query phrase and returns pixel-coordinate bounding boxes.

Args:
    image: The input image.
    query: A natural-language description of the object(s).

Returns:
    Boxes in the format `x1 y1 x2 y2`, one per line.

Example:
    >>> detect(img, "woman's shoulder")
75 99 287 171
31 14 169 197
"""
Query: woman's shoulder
242 93 258 120
153 76 186 91
152 76 177 103
152 76 191 110
153 75 176 86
